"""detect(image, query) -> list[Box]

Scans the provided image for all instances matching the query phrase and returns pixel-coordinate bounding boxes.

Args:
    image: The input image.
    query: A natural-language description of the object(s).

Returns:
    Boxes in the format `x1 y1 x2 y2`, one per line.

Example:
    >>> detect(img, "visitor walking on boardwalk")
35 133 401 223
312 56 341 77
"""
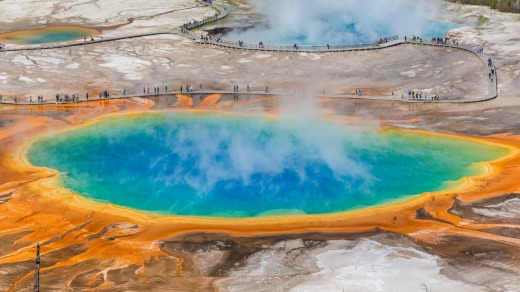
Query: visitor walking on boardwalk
86 92 89 100
123 89 126 95
180 85 183 93
165 85 168 93
265 85 269 93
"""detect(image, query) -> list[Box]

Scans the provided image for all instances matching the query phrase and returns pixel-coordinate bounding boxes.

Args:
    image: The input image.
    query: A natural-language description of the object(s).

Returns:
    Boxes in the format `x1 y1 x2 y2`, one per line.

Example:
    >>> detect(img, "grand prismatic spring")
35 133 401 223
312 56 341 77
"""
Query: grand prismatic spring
28 112 507 217
1 0 520 291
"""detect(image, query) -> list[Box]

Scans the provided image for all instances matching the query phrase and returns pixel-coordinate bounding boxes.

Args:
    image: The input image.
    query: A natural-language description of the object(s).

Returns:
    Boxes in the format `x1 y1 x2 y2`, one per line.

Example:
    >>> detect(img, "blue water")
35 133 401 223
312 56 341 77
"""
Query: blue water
21 32 87 44
5 27 94 44
276 20 456 44
28 112 506 217
226 18 457 45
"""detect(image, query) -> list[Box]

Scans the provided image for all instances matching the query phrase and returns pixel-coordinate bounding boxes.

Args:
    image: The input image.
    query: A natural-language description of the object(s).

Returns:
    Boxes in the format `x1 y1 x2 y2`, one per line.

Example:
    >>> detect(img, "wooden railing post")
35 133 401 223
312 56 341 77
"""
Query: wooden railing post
34 243 40 292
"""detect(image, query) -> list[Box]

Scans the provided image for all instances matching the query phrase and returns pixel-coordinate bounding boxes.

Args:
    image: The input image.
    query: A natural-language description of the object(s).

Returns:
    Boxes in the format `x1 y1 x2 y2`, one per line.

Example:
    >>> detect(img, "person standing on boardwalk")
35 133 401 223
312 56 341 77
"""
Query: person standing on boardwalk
180 85 183 93
165 85 168 93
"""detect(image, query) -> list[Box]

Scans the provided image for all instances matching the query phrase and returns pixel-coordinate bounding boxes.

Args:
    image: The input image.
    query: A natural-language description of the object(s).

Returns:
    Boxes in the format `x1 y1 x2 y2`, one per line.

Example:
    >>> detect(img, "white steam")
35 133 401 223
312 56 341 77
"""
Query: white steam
157 97 376 195
226 0 443 44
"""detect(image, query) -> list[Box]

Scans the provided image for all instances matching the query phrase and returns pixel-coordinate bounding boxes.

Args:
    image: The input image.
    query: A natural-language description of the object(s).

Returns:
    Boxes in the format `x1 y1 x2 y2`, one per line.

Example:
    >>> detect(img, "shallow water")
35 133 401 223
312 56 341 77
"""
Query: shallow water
0 26 98 44
226 19 457 45
28 112 506 217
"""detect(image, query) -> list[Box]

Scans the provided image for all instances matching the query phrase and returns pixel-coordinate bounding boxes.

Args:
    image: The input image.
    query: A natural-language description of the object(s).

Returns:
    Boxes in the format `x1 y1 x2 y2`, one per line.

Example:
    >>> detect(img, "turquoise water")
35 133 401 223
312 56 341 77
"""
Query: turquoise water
276 20 456 44
28 112 506 217
18 32 87 44
3 27 95 44
227 19 457 45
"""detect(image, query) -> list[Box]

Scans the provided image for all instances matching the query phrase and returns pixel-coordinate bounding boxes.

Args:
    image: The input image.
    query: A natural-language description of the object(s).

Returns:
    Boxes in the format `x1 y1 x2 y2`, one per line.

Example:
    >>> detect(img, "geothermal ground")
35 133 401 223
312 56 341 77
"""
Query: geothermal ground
1 0 520 291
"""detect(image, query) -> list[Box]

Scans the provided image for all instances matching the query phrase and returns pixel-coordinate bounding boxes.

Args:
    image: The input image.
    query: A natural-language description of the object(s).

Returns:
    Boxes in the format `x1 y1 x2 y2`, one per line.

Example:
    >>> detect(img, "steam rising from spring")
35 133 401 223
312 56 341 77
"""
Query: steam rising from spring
27 95 507 217
162 97 374 195
227 0 443 44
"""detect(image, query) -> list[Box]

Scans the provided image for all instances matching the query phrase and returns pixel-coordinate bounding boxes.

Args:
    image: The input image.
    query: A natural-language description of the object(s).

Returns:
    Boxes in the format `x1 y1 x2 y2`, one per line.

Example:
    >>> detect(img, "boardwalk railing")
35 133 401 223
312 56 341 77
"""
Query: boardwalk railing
182 15 220 30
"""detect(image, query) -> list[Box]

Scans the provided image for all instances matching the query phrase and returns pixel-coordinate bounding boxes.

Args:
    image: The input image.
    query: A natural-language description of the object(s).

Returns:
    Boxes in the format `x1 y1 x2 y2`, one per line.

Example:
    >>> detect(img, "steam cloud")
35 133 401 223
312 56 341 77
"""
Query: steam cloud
158 98 376 195
227 0 443 44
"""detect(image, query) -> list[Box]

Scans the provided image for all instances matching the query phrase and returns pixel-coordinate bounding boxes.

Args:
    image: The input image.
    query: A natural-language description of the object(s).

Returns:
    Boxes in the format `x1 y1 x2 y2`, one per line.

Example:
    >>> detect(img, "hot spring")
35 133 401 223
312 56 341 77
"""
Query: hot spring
225 20 457 45
28 112 506 218
223 0 457 45
0 26 99 44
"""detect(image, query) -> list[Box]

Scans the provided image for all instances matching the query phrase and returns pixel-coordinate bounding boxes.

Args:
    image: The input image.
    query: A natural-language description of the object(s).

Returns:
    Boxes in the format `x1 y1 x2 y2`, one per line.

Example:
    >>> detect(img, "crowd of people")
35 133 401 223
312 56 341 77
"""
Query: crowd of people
406 90 442 101
200 34 222 43
377 37 391 44
403 35 458 46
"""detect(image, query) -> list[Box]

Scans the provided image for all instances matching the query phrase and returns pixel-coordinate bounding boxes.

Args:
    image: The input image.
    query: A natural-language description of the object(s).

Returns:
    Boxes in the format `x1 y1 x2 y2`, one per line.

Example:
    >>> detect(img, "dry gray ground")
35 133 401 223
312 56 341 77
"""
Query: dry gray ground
0 35 488 102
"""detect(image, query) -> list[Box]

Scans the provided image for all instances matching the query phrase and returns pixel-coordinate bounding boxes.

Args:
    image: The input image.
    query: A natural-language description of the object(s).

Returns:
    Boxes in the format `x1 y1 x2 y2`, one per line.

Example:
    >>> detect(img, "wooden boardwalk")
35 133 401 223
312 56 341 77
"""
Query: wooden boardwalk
0 0 497 105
